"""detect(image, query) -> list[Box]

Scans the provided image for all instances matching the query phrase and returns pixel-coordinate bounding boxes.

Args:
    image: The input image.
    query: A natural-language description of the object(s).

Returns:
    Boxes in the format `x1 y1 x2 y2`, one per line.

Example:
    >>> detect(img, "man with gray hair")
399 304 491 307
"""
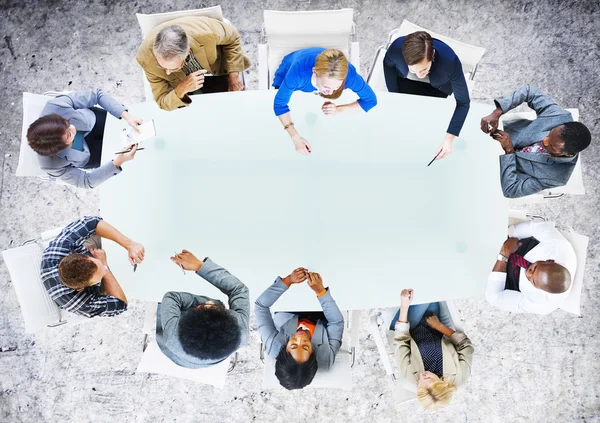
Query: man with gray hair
136 16 251 111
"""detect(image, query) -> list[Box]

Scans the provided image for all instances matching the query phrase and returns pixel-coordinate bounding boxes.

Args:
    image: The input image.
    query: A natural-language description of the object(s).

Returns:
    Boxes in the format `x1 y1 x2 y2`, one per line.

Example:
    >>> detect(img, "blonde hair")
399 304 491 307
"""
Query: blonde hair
313 49 348 99
417 380 457 411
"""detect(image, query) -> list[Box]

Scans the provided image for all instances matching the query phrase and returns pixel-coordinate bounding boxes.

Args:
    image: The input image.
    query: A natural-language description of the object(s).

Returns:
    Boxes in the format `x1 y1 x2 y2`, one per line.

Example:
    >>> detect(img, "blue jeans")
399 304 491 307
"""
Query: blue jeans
390 302 455 330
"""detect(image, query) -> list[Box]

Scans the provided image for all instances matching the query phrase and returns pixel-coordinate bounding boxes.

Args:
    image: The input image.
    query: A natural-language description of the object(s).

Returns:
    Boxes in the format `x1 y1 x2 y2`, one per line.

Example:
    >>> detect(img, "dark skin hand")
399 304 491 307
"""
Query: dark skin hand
492 130 515 154
492 238 522 272
480 106 503 134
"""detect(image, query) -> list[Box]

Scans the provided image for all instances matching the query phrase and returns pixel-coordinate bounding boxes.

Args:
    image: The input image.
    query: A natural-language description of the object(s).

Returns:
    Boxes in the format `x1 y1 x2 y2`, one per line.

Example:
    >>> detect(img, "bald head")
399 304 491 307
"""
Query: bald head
153 25 189 61
527 260 572 294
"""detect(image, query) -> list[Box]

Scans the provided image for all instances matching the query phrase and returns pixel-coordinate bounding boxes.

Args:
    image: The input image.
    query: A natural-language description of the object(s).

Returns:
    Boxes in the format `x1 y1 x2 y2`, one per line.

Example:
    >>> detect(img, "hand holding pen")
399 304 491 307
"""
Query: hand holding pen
113 143 138 167
170 249 208 275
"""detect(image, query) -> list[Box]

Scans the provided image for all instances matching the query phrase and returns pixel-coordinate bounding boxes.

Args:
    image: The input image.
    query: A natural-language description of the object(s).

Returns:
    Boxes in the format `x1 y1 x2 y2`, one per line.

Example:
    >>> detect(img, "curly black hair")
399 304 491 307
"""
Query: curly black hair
560 121 591 156
275 345 318 390
177 307 241 360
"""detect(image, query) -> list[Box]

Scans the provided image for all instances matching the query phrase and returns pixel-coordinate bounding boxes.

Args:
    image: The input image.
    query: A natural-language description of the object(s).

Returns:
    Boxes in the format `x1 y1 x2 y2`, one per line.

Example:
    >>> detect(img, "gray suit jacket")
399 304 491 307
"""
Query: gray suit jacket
37 89 127 189
156 258 250 369
495 85 577 198
254 278 344 371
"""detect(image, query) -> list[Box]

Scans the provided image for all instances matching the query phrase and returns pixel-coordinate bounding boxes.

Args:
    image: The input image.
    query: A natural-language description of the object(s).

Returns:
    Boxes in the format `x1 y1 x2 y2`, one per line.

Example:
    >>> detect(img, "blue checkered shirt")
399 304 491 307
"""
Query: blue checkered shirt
40 216 127 318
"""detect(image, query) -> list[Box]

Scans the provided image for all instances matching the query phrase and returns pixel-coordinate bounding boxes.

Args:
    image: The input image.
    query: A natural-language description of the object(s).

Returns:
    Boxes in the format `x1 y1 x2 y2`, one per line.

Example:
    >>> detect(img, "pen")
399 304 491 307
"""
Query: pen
115 148 145 154
174 251 186 275
427 151 441 166
133 261 137 272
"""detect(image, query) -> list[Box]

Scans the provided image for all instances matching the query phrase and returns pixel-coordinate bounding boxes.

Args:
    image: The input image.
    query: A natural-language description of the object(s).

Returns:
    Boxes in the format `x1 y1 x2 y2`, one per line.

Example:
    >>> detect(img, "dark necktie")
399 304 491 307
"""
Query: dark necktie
509 253 532 276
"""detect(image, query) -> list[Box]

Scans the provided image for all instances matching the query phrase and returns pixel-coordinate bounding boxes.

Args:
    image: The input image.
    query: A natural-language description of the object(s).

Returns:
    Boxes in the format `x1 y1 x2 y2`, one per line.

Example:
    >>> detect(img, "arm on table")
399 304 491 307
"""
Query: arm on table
254 278 290 356
48 89 127 122
318 289 345 364
44 161 121 190
197 258 250 345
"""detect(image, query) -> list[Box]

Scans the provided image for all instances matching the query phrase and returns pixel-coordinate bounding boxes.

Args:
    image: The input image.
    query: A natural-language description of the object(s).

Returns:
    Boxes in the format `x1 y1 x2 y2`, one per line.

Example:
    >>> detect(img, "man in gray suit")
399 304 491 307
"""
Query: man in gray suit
156 250 250 369
27 89 141 189
255 268 344 390
480 85 591 198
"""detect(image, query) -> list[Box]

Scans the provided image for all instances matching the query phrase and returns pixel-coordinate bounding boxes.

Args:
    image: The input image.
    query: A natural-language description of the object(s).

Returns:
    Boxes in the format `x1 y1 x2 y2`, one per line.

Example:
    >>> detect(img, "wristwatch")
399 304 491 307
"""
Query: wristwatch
497 253 509 263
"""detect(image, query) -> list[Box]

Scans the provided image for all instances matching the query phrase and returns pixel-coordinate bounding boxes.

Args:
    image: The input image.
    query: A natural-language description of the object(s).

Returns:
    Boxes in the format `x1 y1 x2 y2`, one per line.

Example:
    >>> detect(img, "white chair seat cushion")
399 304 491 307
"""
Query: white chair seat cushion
18 93 54 177
559 230 589 315
1 242 60 333
263 9 355 86
135 5 224 37
137 334 230 387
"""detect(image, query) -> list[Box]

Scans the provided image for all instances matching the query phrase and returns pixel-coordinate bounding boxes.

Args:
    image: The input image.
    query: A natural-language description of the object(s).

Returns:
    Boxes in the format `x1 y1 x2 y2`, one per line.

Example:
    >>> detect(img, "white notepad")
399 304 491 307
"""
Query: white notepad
120 120 156 146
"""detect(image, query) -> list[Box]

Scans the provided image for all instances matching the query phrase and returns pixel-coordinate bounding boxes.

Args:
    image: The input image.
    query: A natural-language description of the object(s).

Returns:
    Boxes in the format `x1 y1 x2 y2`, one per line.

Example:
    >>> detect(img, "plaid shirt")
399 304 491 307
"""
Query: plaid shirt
40 216 127 318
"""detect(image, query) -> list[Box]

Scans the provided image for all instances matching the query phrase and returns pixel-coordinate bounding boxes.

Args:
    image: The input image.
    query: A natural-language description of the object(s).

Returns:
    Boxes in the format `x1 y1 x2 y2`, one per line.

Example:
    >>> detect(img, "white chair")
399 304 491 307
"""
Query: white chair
137 301 237 387
368 301 464 402
507 211 589 316
258 9 360 90
135 5 242 102
259 310 360 390
18 92 59 178
501 109 583 204
366 20 486 94
1 226 92 333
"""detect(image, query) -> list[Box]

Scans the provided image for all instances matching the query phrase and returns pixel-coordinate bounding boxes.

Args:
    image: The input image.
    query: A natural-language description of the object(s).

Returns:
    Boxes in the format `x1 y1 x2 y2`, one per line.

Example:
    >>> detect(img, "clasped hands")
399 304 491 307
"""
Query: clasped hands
480 108 514 154
282 267 325 294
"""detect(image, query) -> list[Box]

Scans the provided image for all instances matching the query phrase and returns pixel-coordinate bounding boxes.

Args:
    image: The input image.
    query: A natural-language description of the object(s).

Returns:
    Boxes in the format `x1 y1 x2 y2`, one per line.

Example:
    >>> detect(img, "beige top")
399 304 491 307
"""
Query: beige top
136 16 251 111
393 321 474 393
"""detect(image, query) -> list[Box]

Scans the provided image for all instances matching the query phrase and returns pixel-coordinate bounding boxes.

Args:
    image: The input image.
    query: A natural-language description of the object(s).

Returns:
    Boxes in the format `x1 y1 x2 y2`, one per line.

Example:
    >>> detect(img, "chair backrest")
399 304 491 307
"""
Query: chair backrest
392 20 486 76
263 9 355 83
18 92 55 177
137 335 231 386
558 229 589 316
135 5 224 37
137 301 231 386
501 108 584 196
2 242 60 333
262 339 352 390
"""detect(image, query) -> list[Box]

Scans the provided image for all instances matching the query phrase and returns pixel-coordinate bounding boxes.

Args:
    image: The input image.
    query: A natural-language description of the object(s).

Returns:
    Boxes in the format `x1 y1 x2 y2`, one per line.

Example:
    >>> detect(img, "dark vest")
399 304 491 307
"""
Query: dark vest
504 237 540 291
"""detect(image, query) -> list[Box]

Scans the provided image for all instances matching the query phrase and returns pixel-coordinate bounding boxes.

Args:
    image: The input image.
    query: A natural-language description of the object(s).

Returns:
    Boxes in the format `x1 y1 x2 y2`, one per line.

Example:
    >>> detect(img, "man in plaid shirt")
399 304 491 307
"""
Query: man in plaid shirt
40 215 145 318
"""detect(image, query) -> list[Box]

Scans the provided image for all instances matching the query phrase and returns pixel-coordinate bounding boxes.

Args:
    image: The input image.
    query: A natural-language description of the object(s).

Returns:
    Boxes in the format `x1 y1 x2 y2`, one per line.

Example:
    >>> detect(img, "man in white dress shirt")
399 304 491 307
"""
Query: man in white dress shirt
486 220 576 315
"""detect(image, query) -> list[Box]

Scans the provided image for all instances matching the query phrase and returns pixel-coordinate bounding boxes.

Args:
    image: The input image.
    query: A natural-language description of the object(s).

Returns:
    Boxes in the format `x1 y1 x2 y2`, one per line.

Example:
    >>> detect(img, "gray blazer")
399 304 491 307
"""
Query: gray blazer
495 85 577 198
37 89 127 189
156 258 250 369
254 278 344 371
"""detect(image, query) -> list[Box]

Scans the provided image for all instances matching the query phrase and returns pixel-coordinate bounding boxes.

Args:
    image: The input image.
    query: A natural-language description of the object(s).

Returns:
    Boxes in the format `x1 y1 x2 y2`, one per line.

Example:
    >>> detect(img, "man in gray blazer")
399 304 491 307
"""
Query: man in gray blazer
480 85 591 198
27 89 142 189
156 250 250 369
255 268 344 390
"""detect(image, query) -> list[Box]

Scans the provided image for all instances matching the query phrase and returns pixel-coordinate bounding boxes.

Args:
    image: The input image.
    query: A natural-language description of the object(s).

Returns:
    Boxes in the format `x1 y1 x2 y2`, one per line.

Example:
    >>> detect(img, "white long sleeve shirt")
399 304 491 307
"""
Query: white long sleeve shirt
486 221 576 315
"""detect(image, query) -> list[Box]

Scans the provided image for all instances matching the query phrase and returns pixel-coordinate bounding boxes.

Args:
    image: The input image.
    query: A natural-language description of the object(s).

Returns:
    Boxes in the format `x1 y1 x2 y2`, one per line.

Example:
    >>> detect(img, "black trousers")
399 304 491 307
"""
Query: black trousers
394 77 449 99
82 107 107 169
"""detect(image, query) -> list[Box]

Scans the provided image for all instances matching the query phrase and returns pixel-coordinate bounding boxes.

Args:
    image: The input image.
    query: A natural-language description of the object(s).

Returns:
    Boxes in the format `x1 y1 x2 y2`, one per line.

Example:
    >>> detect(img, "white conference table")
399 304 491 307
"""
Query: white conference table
100 90 508 311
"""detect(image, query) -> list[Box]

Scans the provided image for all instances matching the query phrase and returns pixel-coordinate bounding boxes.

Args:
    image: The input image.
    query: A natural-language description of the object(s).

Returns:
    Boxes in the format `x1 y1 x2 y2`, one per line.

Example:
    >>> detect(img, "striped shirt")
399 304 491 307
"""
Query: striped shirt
182 50 204 76
40 216 127 318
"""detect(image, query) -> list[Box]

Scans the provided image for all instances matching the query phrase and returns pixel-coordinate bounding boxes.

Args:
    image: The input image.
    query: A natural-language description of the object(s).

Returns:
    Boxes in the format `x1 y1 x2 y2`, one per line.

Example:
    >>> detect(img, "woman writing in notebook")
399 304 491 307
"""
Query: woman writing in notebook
26 88 142 189
272 48 378 155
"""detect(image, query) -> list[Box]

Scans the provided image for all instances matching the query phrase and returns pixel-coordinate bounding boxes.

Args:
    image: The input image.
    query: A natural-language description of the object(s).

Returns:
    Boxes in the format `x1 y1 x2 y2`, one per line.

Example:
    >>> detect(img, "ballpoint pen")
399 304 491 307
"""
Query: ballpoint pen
133 261 137 272
427 150 441 166
174 251 186 275
115 148 145 154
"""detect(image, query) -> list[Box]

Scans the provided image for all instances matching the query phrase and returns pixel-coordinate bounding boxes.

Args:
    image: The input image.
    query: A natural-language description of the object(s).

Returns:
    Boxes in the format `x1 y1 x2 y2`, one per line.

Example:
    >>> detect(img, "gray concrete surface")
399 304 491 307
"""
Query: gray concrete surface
1 1 599 422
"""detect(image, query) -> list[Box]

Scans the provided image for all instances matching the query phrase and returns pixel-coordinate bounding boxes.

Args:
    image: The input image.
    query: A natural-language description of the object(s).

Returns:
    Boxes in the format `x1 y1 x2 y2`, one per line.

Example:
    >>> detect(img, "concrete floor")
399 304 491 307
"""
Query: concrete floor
1 1 599 422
